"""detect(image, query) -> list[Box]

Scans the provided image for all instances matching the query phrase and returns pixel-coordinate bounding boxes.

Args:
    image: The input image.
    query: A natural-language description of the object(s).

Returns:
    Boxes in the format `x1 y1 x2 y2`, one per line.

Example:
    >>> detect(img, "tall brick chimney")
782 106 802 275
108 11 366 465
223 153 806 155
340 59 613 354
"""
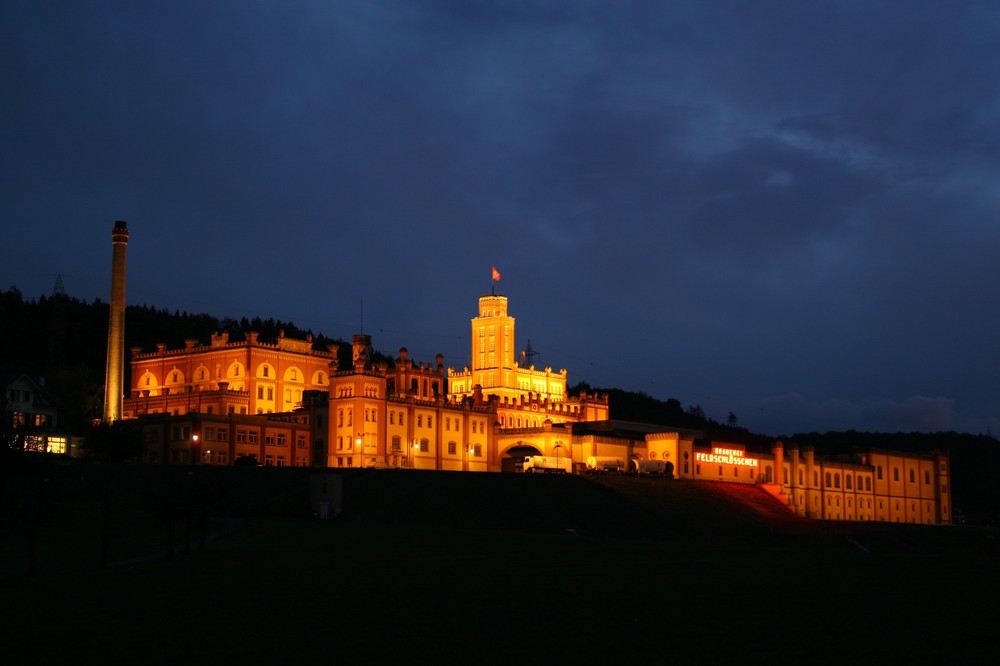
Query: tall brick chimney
103 221 129 421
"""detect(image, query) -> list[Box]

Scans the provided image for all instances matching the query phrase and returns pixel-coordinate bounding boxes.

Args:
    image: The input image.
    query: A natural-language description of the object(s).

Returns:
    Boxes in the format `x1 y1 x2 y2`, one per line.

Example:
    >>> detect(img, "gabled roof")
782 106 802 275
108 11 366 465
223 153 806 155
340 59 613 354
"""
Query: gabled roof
1 373 59 409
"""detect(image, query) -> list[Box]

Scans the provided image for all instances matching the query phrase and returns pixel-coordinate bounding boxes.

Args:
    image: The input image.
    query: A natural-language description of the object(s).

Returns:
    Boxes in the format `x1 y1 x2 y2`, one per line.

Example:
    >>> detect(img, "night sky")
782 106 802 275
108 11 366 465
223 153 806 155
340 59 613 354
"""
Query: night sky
3 2 998 436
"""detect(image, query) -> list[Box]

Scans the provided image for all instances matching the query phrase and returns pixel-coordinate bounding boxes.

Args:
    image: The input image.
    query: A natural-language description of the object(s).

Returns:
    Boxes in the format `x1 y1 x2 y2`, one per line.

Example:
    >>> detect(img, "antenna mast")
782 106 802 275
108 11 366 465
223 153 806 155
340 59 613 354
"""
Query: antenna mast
521 339 539 367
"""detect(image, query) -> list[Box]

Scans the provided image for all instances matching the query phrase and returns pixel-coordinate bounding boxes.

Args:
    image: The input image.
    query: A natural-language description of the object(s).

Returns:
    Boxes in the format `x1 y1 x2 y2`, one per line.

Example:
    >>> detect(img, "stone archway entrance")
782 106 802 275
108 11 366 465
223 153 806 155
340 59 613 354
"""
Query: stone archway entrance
501 444 542 473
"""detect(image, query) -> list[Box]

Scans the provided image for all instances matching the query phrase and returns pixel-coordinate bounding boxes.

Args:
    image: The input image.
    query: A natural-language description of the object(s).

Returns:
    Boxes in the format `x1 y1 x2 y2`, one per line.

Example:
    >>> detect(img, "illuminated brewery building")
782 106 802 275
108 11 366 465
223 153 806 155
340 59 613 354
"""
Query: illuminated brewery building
124 330 331 466
111 226 950 524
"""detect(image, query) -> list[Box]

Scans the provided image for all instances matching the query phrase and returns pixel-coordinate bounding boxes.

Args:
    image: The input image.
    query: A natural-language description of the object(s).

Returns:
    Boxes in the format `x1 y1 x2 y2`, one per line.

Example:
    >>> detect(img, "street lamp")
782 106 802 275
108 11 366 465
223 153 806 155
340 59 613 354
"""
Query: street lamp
191 433 199 465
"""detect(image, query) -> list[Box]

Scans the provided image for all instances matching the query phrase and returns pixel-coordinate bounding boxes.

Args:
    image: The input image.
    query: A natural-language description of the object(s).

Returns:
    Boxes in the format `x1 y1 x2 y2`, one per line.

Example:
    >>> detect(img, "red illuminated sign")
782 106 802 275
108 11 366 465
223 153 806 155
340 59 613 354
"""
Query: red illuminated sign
695 446 759 467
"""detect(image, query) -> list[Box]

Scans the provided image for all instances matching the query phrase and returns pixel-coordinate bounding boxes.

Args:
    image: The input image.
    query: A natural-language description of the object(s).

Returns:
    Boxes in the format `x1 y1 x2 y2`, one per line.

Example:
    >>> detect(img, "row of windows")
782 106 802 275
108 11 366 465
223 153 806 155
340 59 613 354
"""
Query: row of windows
7 389 32 402
876 465 934 485
499 414 544 428
236 430 259 444
384 436 484 457
154 366 327 385
821 471 873 491
8 412 50 428
20 435 66 454
202 428 228 442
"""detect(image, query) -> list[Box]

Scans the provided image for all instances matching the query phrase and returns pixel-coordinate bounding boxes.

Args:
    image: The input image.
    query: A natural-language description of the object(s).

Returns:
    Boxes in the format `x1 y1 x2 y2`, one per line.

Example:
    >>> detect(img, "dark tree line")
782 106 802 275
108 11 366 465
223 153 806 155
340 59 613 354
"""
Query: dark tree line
571 382 771 449
0 287 353 430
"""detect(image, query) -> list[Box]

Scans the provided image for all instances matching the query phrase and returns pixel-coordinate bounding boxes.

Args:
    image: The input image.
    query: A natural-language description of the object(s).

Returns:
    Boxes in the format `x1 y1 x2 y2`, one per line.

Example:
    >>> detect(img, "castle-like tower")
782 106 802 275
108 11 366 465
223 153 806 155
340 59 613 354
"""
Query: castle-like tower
103 220 129 422
448 293 608 428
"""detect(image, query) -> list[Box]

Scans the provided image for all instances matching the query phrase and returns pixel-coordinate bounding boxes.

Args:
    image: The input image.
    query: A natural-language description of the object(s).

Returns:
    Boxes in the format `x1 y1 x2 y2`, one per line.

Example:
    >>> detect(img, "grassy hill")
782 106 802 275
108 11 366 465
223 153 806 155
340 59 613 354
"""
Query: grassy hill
3 462 998 663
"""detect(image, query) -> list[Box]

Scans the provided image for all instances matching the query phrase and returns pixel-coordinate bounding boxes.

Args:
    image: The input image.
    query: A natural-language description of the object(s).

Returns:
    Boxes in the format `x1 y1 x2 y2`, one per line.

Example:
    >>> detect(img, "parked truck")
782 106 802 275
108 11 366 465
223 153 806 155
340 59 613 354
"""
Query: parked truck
585 456 626 474
629 459 666 476
522 455 573 474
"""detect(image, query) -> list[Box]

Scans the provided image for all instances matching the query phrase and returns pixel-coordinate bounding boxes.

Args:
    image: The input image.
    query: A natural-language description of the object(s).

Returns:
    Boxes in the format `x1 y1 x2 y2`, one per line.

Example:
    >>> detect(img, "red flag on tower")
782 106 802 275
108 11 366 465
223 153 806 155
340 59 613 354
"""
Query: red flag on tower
492 265 501 282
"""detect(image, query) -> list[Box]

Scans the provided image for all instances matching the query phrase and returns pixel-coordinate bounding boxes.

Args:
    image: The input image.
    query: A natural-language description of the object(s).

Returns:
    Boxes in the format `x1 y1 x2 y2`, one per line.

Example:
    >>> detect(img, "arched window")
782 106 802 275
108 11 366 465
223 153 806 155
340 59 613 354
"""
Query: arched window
825 472 832 487
893 467 899 482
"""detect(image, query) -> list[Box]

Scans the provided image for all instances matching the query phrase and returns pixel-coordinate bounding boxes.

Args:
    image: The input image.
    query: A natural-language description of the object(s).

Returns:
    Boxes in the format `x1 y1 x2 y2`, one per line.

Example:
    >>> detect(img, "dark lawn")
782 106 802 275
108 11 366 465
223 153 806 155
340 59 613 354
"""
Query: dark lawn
4 465 999 663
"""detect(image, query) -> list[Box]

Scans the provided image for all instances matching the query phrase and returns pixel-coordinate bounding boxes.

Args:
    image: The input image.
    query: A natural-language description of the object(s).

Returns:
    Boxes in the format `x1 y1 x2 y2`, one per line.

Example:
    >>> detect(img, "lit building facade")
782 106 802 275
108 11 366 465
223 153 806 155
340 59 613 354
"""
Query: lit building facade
138 410 313 466
123 330 335 418
111 279 952 523
561 422 952 525
326 335 496 471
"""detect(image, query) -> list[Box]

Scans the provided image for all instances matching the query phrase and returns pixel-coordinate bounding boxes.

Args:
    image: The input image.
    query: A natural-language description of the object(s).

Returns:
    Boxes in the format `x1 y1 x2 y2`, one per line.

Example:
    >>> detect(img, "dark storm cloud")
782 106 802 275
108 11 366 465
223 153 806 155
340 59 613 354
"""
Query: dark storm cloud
2 0 998 434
